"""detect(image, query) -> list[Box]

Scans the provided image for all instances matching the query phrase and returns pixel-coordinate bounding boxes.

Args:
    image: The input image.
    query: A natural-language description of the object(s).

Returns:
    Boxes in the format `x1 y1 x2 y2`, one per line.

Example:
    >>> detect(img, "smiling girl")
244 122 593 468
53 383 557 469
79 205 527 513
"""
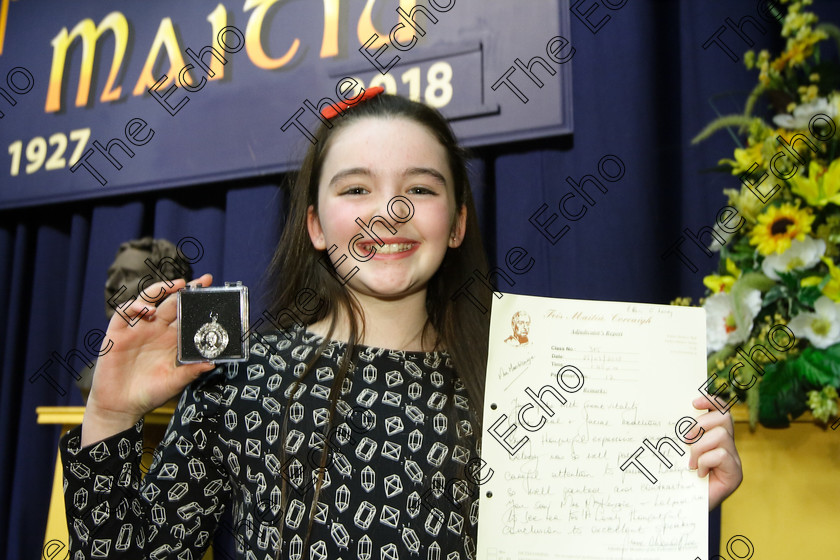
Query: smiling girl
60 91 742 559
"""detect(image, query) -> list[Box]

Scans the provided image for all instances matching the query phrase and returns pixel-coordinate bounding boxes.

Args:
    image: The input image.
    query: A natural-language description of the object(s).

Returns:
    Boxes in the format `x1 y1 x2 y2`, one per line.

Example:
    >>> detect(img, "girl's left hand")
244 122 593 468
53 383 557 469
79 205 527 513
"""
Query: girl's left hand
688 396 743 511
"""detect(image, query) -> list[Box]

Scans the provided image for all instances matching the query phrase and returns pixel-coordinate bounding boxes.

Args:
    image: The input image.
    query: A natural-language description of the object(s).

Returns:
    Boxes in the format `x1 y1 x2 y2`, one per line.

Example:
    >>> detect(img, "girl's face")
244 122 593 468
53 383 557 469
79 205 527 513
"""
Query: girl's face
307 116 466 301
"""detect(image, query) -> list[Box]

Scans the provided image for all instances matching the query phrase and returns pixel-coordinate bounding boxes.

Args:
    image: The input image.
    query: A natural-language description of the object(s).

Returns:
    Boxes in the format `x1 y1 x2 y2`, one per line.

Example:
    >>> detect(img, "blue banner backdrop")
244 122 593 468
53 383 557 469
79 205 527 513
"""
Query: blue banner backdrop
0 0 571 209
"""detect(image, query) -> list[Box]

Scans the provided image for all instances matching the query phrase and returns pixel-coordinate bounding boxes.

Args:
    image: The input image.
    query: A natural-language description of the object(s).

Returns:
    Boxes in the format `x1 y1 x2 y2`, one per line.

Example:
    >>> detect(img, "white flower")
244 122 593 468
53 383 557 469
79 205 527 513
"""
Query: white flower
773 97 837 129
709 223 736 252
761 236 826 280
704 289 763 353
788 296 840 349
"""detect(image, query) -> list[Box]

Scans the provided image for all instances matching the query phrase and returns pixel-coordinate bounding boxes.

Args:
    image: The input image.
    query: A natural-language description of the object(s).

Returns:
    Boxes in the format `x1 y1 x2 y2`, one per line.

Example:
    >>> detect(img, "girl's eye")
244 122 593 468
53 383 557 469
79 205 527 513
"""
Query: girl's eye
408 186 436 195
342 186 368 195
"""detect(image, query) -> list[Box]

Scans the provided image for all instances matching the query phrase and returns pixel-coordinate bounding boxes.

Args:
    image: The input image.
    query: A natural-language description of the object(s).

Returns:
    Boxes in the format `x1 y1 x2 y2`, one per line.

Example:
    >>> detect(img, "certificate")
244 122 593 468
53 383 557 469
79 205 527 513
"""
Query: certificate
476 293 708 559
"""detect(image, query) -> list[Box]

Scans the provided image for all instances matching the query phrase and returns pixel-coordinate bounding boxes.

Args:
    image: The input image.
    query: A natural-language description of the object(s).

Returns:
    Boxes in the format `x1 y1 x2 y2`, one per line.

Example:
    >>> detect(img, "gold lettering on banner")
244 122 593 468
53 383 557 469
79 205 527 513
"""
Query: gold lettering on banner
321 0 340 58
45 12 129 113
206 3 230 80
244 0 300 69
357 0 417 49
133 17 188 96
0 0 10 56
42 1 429 113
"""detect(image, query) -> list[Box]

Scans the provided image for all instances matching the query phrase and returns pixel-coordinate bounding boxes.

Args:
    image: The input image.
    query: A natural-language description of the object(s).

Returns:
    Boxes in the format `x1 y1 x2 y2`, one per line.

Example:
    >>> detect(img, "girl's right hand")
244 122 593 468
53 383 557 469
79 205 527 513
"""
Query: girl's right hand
81 273 219 447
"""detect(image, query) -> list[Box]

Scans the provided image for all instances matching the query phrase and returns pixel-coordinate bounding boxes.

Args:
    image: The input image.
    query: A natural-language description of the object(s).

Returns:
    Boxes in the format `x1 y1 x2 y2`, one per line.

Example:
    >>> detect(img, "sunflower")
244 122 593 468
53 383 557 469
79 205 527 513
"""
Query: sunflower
749 202 815 255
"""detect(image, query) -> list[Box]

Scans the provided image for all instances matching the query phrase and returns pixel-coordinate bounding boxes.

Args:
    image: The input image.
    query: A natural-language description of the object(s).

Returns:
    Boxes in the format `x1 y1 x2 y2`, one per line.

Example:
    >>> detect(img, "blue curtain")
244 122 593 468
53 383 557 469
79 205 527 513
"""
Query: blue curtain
4 0 838 557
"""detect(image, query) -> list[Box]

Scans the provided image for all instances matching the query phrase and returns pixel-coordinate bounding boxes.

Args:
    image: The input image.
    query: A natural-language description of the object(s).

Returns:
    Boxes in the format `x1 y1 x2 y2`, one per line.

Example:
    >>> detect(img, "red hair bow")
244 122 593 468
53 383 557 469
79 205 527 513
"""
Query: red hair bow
321 86 385 120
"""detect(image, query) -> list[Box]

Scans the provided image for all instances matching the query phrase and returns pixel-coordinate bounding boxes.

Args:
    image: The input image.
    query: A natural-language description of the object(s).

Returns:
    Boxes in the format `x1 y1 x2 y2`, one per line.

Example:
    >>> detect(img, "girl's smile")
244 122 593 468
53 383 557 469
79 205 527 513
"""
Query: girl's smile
355 237 420 258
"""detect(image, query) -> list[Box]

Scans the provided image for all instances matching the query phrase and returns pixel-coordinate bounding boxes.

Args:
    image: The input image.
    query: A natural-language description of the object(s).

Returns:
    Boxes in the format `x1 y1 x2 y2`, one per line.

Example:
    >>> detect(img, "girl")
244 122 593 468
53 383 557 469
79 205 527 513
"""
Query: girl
60 91 742 560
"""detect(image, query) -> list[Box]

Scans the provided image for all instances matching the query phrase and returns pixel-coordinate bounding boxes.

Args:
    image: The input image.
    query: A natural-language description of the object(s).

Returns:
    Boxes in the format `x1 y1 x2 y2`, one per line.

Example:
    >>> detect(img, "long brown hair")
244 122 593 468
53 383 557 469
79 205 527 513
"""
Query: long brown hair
262 92 491 557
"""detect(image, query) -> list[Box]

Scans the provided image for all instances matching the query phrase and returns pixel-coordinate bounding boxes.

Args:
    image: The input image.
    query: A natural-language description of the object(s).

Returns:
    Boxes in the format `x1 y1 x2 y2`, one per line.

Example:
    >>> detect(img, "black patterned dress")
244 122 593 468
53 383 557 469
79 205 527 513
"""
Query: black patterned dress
60 326 481 560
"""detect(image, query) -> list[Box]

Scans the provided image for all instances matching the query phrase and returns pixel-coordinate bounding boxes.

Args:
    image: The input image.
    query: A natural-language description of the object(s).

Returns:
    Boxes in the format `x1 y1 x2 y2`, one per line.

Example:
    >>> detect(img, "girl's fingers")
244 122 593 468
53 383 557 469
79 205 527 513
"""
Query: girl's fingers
151 274 213 323
135 279 173 306
693 394 735 415
188 273 213 288
108 298 157 332
173 361 219 391
686 409 743 511
108 277 191 329
692 396 735 437
149 283 184 323
688 425 734 469
692 408 734 438
696 447 729 478
184 361 219 377
704 447 744 510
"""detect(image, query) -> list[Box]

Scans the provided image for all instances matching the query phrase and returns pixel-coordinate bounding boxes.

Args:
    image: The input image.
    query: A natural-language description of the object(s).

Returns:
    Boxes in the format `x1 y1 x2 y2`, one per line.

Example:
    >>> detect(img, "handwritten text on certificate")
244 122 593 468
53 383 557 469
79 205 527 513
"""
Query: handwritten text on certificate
477 294 708 560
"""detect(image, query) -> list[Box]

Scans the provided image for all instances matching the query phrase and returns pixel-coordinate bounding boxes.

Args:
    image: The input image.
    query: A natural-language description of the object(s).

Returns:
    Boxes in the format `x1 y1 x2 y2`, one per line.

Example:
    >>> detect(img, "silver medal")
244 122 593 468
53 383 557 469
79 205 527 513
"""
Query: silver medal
194 311 228 359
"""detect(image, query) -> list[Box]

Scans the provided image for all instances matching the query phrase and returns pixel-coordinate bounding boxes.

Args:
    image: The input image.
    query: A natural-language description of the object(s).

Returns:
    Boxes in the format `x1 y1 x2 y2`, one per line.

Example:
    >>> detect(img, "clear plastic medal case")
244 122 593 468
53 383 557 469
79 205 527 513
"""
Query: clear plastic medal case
177 282 249 363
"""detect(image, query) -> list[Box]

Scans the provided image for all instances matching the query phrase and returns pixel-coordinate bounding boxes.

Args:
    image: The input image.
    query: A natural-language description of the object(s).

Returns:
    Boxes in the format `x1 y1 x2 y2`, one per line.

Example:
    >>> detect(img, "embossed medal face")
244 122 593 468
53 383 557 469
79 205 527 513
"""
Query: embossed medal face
194 311 229 359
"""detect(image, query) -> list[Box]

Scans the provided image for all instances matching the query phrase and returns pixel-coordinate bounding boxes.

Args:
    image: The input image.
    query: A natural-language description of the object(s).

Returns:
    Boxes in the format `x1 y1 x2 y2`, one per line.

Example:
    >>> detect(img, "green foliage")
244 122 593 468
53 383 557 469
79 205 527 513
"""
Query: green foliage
759 359 811 427
721 236 760 272
798 285 825 308
746 381 760 430
758 343 840 427
774 271 823 314
691 115 765 144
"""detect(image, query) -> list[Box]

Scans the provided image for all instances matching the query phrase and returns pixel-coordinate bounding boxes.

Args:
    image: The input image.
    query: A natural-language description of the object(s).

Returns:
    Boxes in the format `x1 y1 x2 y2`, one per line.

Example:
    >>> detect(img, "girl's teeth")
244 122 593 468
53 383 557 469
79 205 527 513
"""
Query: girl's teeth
376 243 413 254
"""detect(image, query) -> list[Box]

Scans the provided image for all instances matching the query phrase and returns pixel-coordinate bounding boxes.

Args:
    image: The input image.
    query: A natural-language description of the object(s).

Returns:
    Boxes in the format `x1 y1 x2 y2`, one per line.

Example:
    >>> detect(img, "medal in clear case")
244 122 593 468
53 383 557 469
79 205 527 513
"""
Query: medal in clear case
177 281 249 363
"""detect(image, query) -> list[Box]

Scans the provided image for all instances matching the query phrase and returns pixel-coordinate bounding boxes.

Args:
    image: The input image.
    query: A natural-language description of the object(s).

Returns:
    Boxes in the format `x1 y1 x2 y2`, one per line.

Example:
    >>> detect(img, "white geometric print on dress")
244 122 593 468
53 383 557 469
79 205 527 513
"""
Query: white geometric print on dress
59 325 480 559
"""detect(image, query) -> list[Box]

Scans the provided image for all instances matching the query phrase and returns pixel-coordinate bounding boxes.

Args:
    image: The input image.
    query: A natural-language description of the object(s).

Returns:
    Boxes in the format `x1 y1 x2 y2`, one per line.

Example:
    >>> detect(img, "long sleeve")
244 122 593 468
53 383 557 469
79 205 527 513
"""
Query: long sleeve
57 327 481 559
59 370 232 559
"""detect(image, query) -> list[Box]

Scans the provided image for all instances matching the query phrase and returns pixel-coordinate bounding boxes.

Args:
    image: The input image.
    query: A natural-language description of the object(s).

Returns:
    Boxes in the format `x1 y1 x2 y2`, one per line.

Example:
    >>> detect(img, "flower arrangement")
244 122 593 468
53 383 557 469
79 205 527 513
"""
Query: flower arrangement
688 0 840 429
